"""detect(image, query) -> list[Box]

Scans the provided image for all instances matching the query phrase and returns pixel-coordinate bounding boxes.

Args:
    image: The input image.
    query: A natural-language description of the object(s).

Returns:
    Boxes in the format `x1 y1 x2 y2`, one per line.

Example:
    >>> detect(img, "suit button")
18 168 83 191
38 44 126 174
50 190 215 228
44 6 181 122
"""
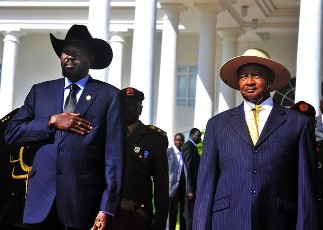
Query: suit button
56 170 61 175
251 190 256 194
57 148 63 153
251 169 257 174
252 150 258 154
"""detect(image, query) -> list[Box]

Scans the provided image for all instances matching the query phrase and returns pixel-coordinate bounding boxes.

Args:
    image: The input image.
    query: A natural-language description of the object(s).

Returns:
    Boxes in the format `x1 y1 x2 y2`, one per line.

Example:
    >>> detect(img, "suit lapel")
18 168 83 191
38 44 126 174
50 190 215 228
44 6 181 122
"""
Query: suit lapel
229 103 254 146
50 79 65 141
74 77 98 117
60 77 98 140
51 79 65 114
229 102 287 147
257 103 286 146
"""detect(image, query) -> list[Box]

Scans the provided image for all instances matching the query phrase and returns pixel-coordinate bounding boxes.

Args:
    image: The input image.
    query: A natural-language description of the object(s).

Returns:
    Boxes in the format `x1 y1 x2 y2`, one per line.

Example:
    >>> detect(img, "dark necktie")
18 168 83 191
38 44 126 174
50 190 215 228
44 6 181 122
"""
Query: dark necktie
64 84 79 112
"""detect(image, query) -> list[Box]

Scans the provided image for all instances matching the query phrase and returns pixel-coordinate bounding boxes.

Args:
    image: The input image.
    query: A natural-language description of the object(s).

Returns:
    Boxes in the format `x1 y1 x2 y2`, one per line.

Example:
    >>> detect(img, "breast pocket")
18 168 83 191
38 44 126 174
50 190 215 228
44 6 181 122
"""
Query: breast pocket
213 196 230 212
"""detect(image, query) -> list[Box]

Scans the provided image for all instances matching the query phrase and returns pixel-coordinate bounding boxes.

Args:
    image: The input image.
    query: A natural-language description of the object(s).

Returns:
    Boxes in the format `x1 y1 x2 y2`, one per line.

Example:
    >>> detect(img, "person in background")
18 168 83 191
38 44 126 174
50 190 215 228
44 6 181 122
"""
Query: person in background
289 101 316 125
193 48 317 230
4 24 127 230
166 133 186 230
181 128 201 230
0 108 33 230
111 87 169 230
314 99 323 230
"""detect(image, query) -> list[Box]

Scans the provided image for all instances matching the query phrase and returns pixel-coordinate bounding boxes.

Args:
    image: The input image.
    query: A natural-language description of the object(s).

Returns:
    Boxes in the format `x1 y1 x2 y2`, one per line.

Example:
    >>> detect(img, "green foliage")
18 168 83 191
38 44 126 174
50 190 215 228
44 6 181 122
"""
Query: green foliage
197 129 205 156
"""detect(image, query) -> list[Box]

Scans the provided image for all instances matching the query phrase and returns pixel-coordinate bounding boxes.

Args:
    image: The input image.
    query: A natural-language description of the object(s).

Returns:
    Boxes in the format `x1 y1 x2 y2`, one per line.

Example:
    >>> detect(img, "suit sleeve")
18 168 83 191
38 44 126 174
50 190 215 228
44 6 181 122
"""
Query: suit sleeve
193 120 219 230
297 119 318 229
151 136 169 230
182 142 194 194
100 90 127 215
5 85 52 145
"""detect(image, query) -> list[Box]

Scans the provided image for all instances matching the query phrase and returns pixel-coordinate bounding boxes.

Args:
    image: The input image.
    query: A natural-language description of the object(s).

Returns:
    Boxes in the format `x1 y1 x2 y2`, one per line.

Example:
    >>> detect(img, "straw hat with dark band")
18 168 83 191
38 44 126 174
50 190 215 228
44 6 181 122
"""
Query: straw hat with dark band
50 24 113 69
220 48 291 91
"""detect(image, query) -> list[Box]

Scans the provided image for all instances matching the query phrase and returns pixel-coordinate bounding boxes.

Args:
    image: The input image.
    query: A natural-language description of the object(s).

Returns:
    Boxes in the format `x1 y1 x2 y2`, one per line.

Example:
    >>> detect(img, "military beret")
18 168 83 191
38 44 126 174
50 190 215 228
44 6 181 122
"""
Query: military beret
121 87 145 102
289 101 316 118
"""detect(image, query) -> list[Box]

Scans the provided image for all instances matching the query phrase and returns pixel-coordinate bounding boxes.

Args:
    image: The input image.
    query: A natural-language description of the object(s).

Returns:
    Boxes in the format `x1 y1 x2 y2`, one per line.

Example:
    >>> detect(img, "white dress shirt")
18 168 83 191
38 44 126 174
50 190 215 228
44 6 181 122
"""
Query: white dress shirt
243 97 273 135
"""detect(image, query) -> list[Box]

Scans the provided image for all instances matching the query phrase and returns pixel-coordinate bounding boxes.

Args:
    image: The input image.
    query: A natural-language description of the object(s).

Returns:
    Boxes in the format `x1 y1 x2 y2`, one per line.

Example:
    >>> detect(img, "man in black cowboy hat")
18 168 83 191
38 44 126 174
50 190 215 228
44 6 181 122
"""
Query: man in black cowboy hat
193 48 317 230
4 24 127 230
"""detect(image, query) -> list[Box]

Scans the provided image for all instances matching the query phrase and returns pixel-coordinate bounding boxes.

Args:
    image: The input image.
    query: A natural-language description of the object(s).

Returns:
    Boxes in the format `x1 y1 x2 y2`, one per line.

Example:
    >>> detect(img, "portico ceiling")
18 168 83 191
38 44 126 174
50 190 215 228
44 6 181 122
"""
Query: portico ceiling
0 0 301 41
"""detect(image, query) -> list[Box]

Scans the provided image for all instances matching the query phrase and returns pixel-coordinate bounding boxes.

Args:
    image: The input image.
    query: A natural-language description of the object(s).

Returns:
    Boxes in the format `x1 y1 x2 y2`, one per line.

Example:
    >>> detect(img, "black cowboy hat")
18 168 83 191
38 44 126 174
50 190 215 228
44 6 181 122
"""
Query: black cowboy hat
50 24 113 69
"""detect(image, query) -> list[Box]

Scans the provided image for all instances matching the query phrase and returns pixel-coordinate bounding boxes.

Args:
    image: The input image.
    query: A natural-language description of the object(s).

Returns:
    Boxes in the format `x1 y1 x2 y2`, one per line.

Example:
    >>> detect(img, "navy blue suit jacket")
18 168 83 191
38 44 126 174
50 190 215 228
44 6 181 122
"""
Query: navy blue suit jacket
193 102 317 230
5 77 127 229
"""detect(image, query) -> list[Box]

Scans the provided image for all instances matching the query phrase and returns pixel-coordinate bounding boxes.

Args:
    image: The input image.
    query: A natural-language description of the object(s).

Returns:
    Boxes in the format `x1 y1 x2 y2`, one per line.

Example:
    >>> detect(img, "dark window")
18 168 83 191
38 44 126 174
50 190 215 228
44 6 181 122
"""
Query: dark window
272 77 295 106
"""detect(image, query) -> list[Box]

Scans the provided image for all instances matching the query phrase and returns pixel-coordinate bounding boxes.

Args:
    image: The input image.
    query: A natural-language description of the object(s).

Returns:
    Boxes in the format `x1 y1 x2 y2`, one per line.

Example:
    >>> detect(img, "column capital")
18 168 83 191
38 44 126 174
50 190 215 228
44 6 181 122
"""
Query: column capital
194 2 223 15
160 3 186 22
217 28 243 40
110 31 131 42
2 31 26 43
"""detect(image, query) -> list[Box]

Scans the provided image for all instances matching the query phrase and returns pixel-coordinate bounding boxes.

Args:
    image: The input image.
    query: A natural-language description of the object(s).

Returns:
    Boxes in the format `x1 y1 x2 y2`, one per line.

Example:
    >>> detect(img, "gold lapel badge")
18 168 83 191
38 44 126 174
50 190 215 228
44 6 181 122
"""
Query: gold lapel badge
86 95 92 101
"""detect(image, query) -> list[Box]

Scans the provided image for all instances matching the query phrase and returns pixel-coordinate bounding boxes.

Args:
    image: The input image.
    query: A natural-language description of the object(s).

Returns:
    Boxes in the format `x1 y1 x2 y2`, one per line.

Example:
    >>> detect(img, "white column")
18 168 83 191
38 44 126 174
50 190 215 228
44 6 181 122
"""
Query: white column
88 0 111 82
156 4 186 141
295 0 322 114
0 32 22 117
108 32 127 89
217 28 242 113
193 3 222 130
130 0 157 124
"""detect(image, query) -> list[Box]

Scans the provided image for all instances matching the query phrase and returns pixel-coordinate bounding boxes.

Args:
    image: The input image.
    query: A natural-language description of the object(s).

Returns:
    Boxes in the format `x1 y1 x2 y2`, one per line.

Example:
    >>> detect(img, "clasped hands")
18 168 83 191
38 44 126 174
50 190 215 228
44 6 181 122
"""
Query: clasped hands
48 112 92 135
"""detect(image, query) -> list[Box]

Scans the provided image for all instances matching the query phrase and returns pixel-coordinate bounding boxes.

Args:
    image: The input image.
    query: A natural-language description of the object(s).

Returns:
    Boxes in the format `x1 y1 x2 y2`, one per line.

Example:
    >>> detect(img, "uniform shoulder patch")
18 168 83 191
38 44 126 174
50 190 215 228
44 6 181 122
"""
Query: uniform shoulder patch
146 125 167 137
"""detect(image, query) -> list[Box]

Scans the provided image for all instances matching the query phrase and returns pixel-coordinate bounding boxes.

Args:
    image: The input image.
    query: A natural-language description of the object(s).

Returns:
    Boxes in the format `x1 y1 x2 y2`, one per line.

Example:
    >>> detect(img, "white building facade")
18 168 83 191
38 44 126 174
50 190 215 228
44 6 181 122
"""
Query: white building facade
0 0 322 142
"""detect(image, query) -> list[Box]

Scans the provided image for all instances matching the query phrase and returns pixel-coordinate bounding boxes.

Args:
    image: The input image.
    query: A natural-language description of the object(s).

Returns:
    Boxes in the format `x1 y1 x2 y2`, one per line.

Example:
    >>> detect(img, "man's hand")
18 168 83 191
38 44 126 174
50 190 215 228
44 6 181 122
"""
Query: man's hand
48 112 92 135
90 212 113 230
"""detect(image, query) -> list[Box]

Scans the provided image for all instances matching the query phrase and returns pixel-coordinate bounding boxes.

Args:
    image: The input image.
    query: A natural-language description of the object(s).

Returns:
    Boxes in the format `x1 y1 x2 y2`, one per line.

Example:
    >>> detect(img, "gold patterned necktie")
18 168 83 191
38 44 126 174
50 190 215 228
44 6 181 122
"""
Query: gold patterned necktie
247 105 263 145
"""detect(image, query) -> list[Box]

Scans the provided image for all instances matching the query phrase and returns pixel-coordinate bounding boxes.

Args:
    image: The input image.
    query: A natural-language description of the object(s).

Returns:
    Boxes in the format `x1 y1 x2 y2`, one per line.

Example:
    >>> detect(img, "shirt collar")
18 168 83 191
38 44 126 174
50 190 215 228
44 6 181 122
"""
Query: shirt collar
64 75 89 90
173 146 180 154
244 97 273 111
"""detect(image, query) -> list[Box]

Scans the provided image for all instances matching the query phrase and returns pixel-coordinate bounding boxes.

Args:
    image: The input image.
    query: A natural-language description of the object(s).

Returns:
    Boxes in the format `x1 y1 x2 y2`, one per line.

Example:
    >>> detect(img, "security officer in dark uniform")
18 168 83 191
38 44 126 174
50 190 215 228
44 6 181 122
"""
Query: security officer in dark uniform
0 109 18 220
111 87 169 230
290 101 323 230
0 109 35 230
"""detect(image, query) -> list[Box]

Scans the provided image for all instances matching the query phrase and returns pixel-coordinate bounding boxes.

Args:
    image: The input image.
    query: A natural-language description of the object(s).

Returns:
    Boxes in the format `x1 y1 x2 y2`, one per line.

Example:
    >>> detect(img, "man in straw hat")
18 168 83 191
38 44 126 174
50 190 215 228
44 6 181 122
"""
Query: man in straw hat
193 48 317 229
4 24 127 230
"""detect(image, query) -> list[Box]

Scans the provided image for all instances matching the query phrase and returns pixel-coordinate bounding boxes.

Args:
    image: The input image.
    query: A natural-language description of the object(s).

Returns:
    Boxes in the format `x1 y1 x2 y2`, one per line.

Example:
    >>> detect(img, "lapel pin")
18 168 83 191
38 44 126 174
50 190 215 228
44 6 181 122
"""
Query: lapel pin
134 146 140 153
86 95 92 101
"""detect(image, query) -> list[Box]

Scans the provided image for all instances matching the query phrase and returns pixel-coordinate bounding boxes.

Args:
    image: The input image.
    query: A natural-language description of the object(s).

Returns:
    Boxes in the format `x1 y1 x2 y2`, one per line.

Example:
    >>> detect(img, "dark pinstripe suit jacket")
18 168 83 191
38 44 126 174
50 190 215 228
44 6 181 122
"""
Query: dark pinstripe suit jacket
193 102 317 230
4 77 127 229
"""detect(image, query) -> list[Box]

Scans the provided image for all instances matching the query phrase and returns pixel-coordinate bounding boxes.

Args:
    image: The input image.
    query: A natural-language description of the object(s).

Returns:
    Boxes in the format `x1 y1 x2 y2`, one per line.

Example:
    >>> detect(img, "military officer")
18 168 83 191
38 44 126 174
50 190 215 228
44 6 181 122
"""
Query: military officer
111 87 169 230
0 109 34 230
290 101 323 230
